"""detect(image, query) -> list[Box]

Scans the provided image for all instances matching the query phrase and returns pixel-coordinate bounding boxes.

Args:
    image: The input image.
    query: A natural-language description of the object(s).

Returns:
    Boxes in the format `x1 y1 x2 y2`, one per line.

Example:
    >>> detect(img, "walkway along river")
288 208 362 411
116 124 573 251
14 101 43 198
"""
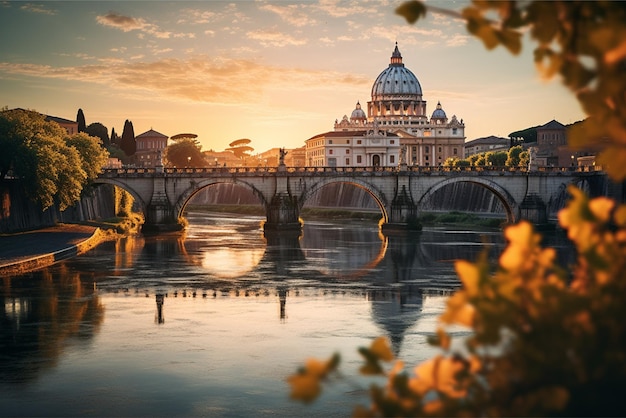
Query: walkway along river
0 212 575 416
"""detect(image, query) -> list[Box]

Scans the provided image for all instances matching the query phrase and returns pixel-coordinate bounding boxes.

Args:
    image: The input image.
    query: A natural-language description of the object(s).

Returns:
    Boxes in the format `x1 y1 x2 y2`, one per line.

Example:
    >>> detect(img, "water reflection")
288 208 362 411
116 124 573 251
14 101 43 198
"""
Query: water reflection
1 266 104 385
1 213 537 416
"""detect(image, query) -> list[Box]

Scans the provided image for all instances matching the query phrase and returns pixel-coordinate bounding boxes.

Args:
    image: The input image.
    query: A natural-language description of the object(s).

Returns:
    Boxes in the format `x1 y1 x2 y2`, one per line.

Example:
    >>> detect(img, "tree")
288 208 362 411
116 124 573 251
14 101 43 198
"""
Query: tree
506 145 525 167
76 108 86 133
110 127 119 147
290 2 626 416
120 119 136 157
0 109 83 210
65 132 109 183
85 122 109 147
226 138 254 161
163 137 205 168
485 150 507 166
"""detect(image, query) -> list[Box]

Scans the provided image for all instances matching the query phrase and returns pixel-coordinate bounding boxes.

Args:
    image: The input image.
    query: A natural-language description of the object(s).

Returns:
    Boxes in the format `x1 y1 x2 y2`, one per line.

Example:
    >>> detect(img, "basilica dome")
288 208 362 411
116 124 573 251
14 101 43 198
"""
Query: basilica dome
371 43 422 100
350 102 367 120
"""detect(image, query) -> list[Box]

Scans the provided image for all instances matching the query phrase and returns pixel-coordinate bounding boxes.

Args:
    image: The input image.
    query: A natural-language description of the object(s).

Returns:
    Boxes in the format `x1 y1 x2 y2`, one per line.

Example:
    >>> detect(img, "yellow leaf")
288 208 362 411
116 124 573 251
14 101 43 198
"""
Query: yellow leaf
589 197 614 223
370 336 394 362
305 357 330 378
455 260 480 297
287 373 321 403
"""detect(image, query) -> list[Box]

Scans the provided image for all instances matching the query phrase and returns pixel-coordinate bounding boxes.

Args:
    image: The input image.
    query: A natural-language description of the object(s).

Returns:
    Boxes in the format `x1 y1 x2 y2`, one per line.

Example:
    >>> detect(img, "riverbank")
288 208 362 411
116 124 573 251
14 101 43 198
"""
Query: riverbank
0 216 142 276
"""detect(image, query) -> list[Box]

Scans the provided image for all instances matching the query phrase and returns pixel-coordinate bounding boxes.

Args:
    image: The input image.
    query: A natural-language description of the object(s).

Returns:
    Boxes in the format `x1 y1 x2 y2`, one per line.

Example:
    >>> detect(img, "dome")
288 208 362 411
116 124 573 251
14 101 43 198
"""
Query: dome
371 43 422 99
350 101 367 120
431 101 447 119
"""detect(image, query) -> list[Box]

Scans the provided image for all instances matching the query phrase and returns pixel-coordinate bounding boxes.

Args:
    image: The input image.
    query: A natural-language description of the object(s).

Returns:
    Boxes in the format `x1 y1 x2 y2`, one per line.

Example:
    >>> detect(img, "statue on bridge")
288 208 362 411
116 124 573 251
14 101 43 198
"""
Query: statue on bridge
279 148 288 166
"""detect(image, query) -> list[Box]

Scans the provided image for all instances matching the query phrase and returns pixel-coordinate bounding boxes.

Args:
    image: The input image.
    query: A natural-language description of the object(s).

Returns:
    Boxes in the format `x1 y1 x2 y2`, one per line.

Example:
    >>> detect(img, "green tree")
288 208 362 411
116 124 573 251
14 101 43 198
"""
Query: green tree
226 138 254 162
85 122 109 147
506 145 524 167
0 108 107 210
163 137 206 168
66 132 109 183
486 150 507 167
443 157 458 167
120 119 136 157
453 158 470 168
76 108 86 133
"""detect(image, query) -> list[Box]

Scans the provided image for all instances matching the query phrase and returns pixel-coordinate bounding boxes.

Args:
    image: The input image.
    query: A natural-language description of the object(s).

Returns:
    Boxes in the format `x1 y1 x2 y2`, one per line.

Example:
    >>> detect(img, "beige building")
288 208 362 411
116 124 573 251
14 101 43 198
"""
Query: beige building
135 129 168 168
305 129 400 167
326 43 465 167
464 135 509 158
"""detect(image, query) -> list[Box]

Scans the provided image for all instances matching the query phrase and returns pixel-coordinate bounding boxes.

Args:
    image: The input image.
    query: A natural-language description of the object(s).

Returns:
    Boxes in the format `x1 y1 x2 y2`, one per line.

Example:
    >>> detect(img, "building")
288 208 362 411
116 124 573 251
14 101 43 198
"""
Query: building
464 135 509 158
317 43 465 167
44 114 78 135
306 129 400 167
135 129 168 168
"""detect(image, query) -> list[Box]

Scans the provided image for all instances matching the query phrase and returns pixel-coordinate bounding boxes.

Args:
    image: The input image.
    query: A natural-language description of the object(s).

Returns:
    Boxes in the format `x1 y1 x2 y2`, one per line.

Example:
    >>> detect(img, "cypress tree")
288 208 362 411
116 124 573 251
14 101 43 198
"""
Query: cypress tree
76 108 86 132
120 119 136 156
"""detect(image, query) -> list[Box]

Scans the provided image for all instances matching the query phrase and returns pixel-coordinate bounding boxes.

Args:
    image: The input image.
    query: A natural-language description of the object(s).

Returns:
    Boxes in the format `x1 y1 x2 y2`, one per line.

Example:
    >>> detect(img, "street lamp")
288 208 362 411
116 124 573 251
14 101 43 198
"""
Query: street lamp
187 156 191 167
215 157 218 167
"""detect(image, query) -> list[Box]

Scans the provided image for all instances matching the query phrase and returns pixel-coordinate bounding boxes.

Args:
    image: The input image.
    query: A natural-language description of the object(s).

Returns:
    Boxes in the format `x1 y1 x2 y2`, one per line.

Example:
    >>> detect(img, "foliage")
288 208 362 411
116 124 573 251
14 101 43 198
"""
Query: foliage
399 0 626 181
76 108 86 133
163 137 206 167
65 132 109 182
0 108 107 210
114 186 134 218
289 189 626 416
226 138 254 160
505 145 530 168
508 125 538 144
85 122 109 147
290 1 626 416
120 119 136 156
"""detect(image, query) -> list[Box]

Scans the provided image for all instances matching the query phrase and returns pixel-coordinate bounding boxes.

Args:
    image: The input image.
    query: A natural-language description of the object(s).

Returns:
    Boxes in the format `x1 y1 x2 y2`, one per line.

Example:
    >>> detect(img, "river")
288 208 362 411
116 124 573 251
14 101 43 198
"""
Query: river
0 212 571 416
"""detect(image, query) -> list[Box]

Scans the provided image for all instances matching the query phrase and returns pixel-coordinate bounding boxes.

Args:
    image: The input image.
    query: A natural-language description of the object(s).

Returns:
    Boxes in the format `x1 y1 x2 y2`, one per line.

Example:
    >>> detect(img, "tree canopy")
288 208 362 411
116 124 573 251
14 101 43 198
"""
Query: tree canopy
0 108 108 210
163 137 206 168
85 122 109 147
76 108 86 133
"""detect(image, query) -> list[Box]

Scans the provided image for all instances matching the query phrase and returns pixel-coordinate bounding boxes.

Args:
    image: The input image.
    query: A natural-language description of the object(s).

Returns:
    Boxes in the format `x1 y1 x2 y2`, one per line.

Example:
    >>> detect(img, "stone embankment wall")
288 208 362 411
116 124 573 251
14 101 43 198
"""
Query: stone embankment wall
0 181 117 233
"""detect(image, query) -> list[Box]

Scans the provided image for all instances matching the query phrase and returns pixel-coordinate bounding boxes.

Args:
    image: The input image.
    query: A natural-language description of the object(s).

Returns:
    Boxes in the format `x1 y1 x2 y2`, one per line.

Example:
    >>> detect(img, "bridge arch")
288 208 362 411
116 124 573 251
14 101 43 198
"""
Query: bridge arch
92 178 148 216
173 178 268 220
299 177 390 223
418 176 521 223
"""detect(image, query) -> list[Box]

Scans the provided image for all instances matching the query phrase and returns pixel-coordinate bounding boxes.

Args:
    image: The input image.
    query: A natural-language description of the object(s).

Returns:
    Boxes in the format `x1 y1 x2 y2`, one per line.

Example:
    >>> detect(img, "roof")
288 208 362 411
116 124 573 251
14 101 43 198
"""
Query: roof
307 130 400 141
537 119 566 130
136 129 168 139
45 115 76 125
464 135 509 146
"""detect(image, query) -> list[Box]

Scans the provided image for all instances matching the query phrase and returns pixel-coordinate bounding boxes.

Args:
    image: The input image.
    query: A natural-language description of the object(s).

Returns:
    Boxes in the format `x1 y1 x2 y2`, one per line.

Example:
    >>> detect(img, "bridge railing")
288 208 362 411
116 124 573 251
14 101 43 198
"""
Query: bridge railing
100 164 605 176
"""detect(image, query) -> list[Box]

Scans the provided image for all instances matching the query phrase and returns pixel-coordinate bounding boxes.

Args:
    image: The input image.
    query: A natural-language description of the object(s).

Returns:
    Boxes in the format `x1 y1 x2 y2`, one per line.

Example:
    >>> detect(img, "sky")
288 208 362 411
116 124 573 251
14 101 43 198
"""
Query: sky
0 0 586 154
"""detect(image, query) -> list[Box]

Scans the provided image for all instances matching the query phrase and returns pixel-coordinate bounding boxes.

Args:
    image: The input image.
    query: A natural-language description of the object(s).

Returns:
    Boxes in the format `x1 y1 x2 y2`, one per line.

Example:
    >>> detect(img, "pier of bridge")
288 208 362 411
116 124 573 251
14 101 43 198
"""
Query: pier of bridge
96 162 610 233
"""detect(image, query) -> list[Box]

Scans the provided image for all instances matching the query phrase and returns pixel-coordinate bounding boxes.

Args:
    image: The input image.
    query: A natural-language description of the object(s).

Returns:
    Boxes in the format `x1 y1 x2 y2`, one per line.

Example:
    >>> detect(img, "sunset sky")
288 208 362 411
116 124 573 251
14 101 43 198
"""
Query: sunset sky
0 0 586 153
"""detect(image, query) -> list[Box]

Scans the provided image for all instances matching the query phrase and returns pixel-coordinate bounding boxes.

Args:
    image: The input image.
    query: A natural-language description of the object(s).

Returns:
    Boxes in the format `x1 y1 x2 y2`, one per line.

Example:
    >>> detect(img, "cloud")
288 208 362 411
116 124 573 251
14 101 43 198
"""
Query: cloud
96 12 193 39
20 3 56 15
260 4 316 26
0 56 370 105
246 29 307 47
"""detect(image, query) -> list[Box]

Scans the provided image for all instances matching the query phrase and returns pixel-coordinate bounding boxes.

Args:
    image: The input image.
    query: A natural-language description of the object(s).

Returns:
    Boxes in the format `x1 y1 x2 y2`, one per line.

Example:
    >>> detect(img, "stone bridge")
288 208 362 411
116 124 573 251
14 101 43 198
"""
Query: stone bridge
96 163 609 232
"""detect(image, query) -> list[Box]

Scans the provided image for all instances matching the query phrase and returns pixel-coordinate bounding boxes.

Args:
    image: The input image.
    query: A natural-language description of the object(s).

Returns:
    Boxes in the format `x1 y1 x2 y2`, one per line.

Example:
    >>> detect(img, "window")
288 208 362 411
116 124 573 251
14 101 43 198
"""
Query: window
346 149 350 154
453 148 457 155
329 140 333 144
390 140 395 144
438 147 442 152
357 140 362 144
425 147 429 153
329 149 333 155
347 140 350 144
345 158 350 165
425 156 429 161
390 155 395 164
453 128 458 135
357 155 362 163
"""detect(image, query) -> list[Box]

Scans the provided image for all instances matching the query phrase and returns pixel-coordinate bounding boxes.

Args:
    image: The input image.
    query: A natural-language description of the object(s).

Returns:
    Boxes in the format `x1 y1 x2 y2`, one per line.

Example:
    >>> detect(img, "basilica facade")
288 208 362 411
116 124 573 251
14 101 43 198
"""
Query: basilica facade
305 43 465 167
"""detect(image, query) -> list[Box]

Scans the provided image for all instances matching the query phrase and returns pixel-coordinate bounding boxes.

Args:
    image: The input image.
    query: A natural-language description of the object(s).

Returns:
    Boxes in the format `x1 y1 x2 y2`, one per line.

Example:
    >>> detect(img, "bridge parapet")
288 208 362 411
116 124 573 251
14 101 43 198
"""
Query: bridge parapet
96 165 609 233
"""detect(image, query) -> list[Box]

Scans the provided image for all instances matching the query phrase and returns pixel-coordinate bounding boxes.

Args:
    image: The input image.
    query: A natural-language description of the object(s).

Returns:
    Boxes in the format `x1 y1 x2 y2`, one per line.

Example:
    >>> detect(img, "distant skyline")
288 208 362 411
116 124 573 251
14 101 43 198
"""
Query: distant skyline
0 1 585 153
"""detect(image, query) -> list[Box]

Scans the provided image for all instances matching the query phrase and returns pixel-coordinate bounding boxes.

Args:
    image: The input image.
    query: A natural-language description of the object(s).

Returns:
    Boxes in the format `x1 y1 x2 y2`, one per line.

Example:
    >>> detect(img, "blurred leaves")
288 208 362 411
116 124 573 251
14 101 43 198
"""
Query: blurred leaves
397 0 626 181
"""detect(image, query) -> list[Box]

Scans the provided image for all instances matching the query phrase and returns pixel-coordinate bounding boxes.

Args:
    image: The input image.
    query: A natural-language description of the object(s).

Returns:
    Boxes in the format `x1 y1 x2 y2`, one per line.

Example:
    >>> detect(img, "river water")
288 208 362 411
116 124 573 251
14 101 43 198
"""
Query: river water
0 213 571 416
